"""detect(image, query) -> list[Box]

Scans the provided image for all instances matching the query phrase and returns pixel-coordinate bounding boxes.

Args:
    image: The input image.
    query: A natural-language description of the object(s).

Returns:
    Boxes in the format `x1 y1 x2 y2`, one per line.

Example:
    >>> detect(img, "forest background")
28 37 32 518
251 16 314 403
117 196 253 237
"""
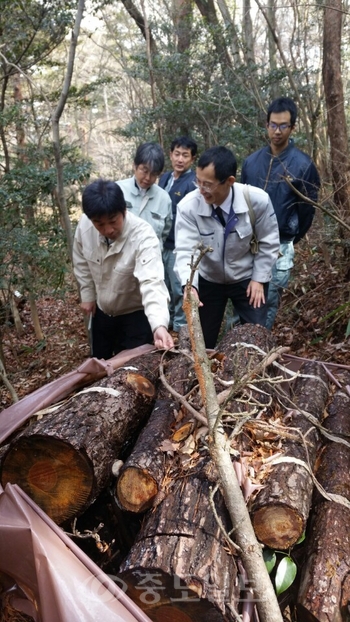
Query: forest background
0 0 350 405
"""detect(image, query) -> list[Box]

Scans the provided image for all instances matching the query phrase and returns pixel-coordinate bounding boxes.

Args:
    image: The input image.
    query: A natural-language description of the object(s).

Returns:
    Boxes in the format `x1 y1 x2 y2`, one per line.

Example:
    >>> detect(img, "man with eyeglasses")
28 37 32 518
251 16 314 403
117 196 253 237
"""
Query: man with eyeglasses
117 142 172 250
241 97 320 329
174 146 280 349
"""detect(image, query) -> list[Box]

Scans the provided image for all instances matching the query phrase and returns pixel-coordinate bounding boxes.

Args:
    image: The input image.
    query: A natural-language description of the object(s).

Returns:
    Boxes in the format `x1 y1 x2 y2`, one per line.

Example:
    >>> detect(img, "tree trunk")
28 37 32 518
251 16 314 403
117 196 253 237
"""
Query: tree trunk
9 293 24 337
0 352 161 524
266 0 278 99
251 361 329 549
242 0 255 65
51 0 85 259
0 358 18 403
119 456 240 621
322 0 350 218
28 291 44 341
297 385 350 621
193 0 233 75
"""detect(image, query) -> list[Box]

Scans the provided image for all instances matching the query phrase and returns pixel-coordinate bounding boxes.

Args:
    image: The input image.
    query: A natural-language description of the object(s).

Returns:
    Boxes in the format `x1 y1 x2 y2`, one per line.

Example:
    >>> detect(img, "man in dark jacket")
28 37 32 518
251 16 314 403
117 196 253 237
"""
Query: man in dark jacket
241 97 320 329
159 136 197 335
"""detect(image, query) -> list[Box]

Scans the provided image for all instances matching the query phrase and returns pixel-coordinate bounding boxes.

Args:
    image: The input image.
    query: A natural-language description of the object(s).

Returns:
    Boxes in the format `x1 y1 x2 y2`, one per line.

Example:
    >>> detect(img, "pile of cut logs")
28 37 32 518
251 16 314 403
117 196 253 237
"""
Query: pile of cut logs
1 323 349 622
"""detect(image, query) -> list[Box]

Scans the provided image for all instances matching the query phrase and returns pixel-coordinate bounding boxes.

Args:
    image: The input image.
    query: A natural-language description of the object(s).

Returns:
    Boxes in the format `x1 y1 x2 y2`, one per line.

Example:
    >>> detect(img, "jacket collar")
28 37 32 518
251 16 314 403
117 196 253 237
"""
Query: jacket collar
197 184 248 217
266 138 295 160
131 175 156 198
98 211 132 252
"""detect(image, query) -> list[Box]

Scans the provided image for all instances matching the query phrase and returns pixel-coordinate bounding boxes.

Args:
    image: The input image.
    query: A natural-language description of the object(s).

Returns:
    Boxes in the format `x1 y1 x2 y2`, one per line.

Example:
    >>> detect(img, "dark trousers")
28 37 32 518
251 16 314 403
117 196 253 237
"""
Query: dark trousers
198 276 269 349
91 306 153 359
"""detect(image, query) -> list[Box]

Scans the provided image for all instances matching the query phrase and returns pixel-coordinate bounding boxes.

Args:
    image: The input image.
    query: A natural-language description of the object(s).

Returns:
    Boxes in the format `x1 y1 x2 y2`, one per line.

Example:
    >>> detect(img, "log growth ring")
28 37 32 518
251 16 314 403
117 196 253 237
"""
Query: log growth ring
117 466 158 513
252 503 304 549
0 435 93 523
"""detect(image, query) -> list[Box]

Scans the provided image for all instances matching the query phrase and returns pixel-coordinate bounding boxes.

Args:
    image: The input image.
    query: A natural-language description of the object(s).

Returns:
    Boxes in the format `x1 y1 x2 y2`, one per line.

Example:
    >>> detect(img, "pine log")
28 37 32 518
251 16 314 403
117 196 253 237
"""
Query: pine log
116 344 200 514
215 323 277 410
116 399 176 513
251 361 329 549
297 387 350 622
0 352 161 524
119 457 240 621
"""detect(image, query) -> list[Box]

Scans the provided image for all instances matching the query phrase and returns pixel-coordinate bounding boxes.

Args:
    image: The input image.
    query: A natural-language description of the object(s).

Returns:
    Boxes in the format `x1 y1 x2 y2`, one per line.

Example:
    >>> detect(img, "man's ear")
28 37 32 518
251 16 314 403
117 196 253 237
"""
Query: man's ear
228 176 236 186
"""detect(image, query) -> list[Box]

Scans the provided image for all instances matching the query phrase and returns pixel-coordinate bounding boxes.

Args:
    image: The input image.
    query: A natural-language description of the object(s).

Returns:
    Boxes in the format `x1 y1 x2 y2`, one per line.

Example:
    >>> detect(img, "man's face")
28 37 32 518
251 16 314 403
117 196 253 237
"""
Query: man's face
170 146 196 177
91 212 125 241
195 163 235 205
267 111 294 153
134 164 159 189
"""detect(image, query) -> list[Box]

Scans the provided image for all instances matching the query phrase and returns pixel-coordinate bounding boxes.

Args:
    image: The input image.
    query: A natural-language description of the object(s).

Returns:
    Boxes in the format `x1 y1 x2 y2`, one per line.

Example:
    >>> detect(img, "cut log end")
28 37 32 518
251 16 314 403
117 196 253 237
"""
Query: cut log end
252 503 304 549
126 372 156 398
0 436 93 523
116 466 158 513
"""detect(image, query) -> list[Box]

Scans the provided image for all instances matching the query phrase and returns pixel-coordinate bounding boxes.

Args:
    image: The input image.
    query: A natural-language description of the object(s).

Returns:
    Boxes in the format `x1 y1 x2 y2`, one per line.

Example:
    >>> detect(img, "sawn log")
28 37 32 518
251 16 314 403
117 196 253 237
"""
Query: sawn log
251 361 329 549
0 352 161 524
116 399 176 513
297 384 350 622
119 457 239 621
116 346 200 514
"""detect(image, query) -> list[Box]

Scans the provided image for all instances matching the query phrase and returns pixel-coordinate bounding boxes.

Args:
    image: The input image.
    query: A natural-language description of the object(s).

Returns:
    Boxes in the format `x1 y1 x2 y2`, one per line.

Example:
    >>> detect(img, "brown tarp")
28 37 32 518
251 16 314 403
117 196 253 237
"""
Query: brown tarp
0 482 152 622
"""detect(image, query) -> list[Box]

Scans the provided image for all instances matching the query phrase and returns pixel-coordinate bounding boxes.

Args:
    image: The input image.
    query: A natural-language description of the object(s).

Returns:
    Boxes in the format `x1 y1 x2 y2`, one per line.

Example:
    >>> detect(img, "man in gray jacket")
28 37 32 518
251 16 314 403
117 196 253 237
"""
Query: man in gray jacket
174 146 280 348
73 179 174 359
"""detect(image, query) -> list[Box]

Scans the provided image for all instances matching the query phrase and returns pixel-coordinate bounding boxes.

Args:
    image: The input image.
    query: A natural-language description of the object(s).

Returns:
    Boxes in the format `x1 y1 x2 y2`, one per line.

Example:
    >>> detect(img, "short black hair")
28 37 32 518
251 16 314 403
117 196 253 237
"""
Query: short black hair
197 146 237 180
133 142 165 174
82 179 126 220
267 97 298 126
170 136 198 157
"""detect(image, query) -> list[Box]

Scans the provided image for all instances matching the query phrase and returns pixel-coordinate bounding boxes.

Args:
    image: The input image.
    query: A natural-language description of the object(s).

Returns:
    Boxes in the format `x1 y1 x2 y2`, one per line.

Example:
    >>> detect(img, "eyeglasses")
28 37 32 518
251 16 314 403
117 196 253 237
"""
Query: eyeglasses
136 165 158 178
193 178 227 192
267 122 292 132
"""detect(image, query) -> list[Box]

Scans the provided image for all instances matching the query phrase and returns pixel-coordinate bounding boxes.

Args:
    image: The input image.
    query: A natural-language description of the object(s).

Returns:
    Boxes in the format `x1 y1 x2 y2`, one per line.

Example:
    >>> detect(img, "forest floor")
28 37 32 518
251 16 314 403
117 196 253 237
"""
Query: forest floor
1 225 349 408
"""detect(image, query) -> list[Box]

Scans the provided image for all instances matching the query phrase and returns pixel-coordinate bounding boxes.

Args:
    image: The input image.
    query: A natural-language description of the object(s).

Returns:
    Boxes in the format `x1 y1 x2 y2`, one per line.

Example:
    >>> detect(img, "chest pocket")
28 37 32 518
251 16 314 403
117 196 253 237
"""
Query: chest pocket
84 249 104 283
110 257 134 294
150 211 164 238
235 216 253 240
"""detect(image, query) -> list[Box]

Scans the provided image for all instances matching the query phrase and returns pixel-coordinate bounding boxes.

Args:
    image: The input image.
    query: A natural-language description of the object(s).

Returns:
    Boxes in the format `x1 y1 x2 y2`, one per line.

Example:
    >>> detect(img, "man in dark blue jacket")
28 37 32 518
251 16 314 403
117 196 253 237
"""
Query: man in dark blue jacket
159 136 197 335
241 97 320 329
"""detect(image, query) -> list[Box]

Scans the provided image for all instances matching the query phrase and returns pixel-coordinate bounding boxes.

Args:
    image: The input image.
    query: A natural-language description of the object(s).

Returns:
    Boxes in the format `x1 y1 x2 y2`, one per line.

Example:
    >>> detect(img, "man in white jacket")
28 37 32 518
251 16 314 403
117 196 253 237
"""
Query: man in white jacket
73 179 174 359
174 146 280 348
117 142 172 250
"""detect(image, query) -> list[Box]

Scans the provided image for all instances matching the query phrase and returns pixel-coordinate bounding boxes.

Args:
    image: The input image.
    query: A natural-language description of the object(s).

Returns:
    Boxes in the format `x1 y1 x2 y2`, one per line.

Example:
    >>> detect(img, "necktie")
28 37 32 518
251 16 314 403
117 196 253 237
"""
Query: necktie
216 206 226 227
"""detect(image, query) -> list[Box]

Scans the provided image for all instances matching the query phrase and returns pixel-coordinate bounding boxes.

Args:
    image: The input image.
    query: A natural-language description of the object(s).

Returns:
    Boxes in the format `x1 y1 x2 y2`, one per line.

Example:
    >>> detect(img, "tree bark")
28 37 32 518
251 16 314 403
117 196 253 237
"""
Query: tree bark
0 352 161 524
116 343 200 513
297 386 350 621
193 0 233 75
52 0 85 259
322 0 350 218
28 291 44 342
251 361 329 549
116 398 176 513
119 456 240 621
